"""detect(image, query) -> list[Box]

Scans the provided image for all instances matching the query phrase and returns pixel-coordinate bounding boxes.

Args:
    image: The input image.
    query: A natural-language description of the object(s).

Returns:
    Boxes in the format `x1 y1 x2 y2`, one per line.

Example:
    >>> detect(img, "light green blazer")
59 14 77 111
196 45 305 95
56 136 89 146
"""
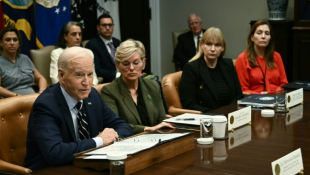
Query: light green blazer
100 77 166 134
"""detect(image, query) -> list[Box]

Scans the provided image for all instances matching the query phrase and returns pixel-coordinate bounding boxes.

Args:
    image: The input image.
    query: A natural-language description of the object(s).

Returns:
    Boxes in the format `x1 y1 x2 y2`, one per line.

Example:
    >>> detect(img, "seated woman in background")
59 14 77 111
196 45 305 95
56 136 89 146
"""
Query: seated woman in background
0 26 47 98
101 39 174 134
235 20 288 94
179 27 243 113
50 21 98 85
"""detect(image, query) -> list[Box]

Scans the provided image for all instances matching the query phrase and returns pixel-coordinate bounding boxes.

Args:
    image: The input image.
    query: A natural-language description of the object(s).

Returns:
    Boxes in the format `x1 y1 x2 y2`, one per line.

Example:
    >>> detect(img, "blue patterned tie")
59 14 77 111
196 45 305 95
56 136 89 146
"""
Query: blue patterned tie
76 102 89 140
108 42 116 62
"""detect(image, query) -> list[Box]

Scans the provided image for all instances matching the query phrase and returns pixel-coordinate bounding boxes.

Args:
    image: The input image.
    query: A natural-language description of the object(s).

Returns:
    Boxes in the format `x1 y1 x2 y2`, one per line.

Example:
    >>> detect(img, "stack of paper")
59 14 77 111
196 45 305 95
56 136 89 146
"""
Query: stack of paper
164 113 226 125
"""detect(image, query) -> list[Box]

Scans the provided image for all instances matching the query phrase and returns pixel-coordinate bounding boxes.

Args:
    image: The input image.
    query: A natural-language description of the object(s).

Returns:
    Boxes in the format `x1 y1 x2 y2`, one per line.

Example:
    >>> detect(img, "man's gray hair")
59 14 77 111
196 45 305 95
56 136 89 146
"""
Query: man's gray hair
58 47 91 72
188 13 202 24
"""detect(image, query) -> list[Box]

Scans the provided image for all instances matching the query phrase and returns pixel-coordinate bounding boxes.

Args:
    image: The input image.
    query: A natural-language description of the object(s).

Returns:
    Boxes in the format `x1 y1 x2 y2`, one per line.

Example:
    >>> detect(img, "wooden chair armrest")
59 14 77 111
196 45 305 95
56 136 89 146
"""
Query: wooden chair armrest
0 159 32 174
243 92 251 96
169 107 202 116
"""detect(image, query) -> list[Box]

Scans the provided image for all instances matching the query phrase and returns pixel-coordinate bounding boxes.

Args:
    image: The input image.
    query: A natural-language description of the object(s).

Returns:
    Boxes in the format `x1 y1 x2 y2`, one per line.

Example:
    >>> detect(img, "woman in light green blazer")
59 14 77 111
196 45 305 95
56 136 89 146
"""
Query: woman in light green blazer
100 39 174 134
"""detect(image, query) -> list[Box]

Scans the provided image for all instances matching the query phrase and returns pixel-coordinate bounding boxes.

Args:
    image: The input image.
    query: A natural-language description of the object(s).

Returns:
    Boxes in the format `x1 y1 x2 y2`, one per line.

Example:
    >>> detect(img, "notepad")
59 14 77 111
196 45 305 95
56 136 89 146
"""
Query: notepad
84 133 191 156
164 113 226 125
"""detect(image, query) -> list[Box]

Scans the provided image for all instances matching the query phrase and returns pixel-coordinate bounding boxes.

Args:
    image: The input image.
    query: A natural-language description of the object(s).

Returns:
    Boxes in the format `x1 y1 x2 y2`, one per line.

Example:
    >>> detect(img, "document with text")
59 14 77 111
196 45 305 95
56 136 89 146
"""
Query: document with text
84 133 191 156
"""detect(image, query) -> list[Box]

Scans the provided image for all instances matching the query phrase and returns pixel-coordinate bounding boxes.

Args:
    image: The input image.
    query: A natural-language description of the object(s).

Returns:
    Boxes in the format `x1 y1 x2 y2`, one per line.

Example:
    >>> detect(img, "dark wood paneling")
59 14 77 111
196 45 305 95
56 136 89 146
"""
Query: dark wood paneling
119 0 151 74
293 28 310 81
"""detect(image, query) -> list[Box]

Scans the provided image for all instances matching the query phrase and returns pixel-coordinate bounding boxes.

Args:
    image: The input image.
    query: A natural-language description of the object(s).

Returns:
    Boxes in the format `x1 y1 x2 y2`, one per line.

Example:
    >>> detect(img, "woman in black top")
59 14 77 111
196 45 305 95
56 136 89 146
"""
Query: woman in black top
179 27 243 112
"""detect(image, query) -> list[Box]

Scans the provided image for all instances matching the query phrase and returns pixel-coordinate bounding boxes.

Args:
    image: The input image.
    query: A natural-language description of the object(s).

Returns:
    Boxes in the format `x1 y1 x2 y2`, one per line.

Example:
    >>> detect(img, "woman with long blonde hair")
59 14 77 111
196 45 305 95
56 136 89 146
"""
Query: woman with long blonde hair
179 27 243 112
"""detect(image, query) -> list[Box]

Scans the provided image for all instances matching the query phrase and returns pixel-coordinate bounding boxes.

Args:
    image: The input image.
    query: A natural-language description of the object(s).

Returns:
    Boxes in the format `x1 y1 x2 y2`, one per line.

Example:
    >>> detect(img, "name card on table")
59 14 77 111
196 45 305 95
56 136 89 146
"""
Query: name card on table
228 125 251 150
228 106 251 132
285 105 303 126
271 148 304 175
287 88 303 108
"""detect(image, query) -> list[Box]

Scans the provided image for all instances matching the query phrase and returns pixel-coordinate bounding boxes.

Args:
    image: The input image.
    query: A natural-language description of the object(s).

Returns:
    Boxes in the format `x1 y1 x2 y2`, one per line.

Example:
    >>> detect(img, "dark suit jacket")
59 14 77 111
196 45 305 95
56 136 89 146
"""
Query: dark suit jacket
179 58 243 112
85 35 121 83
173 30 206 69
100 77 166 134
24 83 132 171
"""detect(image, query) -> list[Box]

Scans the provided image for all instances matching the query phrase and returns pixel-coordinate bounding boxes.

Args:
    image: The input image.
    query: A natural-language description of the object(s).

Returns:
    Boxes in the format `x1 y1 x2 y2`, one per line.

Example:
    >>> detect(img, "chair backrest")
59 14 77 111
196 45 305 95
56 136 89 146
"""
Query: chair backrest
93 83 110 94
232 59 237 67
172 29 190 72
172 29 190 49
30 46 55 85
82 40 89 47
162 71 201 115
162 71 183 110
0 94 39 174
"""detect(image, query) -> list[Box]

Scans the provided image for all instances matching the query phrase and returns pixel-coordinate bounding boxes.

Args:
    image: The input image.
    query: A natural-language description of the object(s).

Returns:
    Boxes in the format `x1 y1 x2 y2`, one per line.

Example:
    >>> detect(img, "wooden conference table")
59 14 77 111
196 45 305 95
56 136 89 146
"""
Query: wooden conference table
31 91 310 175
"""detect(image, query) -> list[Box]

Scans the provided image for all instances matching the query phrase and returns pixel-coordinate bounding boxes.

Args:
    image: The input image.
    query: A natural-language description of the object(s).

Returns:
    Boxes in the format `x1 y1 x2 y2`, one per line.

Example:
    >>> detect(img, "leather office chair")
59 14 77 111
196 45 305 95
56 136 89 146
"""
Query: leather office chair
0 94 39 174
30 46 54 85
172 29 190 72
232 59 237 67
162 71 201 116
82 40 89 47
93 83 110 94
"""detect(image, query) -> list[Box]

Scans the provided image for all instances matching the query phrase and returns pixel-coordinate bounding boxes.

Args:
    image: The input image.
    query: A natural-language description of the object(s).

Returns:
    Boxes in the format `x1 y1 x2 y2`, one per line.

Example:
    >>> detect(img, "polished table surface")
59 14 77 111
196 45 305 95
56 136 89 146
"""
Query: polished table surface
31 91 310 175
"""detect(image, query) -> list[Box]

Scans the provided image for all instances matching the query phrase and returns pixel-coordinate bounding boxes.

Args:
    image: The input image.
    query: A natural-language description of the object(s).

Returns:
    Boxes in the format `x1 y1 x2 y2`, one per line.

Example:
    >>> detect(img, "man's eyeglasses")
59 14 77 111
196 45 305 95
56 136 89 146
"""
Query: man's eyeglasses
119 60 142 68
189 21 201 27
100 24 114 28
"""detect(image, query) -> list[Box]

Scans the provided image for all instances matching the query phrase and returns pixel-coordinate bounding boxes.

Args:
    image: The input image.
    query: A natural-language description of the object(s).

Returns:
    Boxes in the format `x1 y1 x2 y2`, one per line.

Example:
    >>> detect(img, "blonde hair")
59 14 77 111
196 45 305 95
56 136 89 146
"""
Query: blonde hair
115 39 145 64
189 27 226 62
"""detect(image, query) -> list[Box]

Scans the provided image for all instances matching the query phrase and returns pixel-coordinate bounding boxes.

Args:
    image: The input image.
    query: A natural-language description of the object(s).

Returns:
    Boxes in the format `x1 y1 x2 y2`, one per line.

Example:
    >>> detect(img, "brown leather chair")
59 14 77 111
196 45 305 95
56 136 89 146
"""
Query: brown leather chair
30 46 55 85
162 71 201 116
0 94 39 174
93 83 110 94
172 29 190 72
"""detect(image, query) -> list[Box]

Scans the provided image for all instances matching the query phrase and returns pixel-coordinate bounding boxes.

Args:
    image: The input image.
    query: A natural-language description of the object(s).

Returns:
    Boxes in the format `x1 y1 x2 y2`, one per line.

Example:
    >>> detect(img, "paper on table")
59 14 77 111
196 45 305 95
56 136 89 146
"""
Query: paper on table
84 133 190 156
84 155 107 159
164 113 226 125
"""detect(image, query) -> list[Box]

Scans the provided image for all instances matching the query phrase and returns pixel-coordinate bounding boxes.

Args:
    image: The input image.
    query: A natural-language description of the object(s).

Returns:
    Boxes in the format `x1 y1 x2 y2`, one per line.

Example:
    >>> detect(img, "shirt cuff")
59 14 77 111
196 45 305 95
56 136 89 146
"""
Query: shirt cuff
116 71 121 78
93 137 103 147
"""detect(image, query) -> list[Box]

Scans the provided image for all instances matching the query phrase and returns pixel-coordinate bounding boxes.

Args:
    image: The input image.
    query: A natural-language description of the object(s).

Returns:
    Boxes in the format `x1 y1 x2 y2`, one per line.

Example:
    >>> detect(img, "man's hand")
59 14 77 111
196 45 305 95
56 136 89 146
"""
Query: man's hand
97 128 119 144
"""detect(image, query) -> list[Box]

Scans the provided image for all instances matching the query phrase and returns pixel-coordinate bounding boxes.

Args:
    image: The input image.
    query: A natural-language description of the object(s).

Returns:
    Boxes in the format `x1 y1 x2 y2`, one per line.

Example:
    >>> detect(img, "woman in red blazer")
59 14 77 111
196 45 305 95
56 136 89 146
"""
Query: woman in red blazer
235 20 288 95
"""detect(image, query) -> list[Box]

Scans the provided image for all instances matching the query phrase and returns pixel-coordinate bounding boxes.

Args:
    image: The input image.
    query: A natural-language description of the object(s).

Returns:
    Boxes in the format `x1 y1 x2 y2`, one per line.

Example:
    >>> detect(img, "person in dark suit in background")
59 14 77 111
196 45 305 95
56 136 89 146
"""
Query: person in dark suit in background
179 27 243 113
86 14 121 83
173 14 206 70
24 47 132 171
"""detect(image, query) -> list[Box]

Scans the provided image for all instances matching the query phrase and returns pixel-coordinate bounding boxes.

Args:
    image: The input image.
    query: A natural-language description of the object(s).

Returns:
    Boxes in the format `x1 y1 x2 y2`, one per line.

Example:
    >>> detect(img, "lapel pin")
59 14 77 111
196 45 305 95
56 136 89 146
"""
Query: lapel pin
88 102 92 105
148 95 151 100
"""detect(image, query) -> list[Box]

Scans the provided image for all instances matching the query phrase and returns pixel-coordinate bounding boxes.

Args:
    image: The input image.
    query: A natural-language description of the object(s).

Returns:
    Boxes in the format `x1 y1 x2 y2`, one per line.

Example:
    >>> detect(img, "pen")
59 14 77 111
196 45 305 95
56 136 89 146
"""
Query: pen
295 82 310 86
176 118 195 121
246 105 265 109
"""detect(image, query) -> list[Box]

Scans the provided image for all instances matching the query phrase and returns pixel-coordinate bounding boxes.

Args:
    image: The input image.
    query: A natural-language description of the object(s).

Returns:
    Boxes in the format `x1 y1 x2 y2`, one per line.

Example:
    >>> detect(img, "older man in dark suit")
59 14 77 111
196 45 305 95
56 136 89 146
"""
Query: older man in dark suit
173 14 206 70
86 14 121 83
24 47 132 171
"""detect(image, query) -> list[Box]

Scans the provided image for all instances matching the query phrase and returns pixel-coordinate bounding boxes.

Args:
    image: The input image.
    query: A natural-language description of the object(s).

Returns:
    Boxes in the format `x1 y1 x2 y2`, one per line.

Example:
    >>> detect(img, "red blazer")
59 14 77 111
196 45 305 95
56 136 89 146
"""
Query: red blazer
235 51 288 94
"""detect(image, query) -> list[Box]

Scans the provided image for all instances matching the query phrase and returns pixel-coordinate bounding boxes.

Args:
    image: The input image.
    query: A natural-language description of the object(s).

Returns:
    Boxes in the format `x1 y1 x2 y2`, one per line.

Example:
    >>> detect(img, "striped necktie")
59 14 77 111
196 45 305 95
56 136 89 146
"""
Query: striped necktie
108 42 116 61
76 102 90 140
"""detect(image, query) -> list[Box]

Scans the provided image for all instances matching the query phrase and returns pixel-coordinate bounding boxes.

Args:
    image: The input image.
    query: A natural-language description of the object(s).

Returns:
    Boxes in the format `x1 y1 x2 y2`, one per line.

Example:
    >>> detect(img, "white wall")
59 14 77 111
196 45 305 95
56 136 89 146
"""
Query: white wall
159 0 294 79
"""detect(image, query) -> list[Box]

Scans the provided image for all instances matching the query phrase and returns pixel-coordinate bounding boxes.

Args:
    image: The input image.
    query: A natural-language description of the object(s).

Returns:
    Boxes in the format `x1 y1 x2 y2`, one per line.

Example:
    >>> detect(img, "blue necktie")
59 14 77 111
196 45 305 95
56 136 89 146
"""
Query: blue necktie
108 42 116 62
76 102 89 140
